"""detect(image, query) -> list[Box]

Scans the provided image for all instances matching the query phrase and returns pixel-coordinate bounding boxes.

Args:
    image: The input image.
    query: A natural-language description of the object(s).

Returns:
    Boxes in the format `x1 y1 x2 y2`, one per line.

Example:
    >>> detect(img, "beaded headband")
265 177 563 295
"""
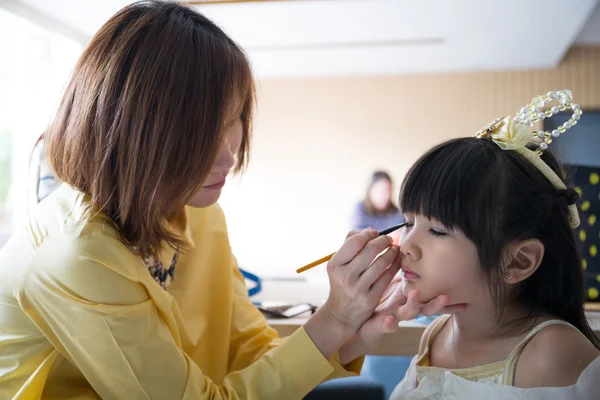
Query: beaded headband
474 90 581 229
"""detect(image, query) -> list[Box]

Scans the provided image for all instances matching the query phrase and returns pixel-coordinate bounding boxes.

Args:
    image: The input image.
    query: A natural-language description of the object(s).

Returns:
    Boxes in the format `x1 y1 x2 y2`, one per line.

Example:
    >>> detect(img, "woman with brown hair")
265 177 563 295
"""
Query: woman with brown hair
0 2 455 399
351 171 405 242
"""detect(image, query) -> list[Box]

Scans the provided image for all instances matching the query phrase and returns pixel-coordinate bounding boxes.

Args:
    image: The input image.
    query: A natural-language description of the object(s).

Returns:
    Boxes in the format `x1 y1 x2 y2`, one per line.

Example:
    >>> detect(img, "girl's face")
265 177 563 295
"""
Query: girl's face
400 213 491 306
186 119 243 208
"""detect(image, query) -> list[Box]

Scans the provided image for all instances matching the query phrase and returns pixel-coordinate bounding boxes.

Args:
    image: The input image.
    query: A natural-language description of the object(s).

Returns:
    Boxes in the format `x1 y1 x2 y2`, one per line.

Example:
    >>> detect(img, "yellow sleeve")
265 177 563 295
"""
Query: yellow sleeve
18 242 338 400
228 264 363 379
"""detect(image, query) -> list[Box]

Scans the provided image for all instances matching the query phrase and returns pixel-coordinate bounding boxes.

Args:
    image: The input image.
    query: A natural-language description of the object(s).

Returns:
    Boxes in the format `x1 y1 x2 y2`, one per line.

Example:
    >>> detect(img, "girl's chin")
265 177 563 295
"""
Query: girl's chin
401 280 440 304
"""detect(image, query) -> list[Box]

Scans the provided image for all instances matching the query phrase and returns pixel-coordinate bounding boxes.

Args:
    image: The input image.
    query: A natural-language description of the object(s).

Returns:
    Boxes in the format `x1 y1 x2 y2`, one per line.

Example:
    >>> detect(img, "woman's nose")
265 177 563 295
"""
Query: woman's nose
214 141 236 171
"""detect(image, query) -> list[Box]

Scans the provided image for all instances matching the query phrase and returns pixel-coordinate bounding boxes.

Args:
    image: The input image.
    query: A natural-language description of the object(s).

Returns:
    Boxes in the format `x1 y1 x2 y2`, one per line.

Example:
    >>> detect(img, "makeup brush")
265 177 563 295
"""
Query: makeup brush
296 222 407 273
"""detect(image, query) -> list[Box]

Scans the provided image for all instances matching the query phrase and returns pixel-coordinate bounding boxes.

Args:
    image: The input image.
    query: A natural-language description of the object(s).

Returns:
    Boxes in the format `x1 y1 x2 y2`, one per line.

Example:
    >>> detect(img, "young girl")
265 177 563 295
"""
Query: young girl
388 91 600 398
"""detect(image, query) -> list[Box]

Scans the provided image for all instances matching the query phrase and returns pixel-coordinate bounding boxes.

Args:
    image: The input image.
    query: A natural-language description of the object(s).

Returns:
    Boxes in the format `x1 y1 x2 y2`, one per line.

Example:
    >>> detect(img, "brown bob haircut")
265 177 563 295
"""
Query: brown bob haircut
46 0 255 258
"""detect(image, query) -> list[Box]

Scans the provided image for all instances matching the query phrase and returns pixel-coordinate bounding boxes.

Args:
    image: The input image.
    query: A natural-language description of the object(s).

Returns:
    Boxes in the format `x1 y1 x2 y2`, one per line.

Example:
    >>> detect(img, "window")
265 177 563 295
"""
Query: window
0 6 82 246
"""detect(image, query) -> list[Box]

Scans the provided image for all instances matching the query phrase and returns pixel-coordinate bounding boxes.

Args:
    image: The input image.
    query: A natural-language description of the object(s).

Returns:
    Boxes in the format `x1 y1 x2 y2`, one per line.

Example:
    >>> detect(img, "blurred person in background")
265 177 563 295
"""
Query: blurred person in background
351 171 405 243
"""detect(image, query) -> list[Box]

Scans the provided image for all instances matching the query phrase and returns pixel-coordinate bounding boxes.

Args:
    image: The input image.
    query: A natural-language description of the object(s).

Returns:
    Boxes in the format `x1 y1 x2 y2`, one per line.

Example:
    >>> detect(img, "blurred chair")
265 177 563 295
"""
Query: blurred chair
361 355 413 399
304 376 385 400
303 355 412 400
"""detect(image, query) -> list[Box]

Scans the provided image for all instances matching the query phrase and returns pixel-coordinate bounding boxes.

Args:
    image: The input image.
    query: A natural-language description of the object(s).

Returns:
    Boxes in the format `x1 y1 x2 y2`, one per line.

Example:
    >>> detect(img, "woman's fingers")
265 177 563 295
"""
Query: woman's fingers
394 290 422 322
370 291 467 338
419 294 450 316
381 315 400 333
440 303 468 314
357 245 400 291
345 230 360 240
328 229 378 268
324 230 398 332
376 284 408 332
420 294 467 316
378 267 403 305
346 235 394 281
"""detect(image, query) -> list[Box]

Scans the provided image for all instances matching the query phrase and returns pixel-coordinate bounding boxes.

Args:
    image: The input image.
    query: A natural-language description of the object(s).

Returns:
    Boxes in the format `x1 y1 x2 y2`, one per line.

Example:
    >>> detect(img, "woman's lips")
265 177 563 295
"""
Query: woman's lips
203 179 226 190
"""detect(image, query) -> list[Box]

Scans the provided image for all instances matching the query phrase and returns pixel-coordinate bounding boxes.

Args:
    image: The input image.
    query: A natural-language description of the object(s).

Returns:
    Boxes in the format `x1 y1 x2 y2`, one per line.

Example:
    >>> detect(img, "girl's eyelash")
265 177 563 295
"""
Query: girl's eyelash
405 222 448 237
405 222 446 236
429 229 446 237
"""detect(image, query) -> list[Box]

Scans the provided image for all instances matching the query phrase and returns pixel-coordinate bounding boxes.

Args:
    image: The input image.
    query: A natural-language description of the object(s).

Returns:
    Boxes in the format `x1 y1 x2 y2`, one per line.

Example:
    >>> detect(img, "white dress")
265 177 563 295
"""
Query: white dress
390 315 600 400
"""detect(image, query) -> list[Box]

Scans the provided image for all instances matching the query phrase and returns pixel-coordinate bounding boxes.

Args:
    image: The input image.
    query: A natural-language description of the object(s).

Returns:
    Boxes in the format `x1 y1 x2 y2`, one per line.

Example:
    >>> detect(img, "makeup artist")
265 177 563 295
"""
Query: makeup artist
0 2 458 399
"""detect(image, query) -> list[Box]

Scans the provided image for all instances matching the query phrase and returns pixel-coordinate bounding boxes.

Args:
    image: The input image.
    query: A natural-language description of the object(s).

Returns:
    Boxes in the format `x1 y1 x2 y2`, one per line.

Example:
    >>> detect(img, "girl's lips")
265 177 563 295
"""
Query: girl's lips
401 267 421 280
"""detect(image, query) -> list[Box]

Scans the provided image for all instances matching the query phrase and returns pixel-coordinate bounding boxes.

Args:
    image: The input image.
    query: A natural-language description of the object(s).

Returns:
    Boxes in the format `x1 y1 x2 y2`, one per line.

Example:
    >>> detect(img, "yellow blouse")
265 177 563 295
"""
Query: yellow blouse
0 184 361 399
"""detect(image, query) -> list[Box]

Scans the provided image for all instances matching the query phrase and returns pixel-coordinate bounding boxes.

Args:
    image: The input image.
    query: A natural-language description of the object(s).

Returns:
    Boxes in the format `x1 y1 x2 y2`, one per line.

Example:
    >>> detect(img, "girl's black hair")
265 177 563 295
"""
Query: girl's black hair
400 137 599 348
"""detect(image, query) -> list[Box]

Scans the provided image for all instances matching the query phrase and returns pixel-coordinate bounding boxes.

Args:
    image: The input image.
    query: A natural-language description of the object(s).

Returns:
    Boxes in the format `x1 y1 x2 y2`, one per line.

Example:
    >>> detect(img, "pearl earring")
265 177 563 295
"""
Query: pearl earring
505 273 513 280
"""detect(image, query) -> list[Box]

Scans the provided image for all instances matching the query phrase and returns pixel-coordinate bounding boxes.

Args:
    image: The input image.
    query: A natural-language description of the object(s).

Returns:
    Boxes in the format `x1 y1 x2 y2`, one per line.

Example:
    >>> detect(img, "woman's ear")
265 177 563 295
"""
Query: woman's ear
504 239 545 283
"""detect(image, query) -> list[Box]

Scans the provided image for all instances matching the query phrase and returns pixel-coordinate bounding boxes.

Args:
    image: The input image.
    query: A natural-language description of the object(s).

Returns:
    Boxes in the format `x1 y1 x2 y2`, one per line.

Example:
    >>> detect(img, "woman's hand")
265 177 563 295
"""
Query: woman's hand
388 230 402 246
339 283 467 364
323 228 402 330
304 228 401 359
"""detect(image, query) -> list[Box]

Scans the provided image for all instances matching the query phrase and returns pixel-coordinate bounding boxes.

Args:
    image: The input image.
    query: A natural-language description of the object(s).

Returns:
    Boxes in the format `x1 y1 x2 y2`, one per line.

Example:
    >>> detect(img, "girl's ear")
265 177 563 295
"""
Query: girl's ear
504 239 544 283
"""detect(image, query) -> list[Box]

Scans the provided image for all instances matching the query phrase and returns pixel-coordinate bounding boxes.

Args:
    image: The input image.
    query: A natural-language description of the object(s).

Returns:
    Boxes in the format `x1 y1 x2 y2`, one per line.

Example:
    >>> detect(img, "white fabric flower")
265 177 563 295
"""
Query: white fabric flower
490 116 533 150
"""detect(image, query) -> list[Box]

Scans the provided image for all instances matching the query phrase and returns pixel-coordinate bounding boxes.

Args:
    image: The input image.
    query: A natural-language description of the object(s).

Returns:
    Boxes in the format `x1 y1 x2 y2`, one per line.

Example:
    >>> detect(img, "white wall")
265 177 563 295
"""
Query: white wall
219 46 600 281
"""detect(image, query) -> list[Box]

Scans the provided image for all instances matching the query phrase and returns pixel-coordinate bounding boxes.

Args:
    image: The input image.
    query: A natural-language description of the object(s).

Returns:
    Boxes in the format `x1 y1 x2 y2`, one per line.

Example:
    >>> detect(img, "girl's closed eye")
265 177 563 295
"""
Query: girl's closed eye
404 220 448 236
429 219 451 237
429 228 447 237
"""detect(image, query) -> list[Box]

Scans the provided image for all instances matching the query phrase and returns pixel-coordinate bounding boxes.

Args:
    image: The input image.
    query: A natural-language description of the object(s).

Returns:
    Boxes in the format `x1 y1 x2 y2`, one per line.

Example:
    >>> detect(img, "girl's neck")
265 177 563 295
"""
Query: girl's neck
449 302 541 343
434 304 550 369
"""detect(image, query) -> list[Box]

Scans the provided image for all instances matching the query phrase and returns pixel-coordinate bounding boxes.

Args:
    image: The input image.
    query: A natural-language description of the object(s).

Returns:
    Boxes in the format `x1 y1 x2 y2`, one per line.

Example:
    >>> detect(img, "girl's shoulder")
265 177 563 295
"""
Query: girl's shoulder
514 320 600 388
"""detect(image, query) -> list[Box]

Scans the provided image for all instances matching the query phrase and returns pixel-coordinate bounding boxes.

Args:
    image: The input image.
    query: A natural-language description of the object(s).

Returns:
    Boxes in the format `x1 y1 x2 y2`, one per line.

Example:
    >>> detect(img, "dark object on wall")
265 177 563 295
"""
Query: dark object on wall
544 111 600 302
566 164 600 302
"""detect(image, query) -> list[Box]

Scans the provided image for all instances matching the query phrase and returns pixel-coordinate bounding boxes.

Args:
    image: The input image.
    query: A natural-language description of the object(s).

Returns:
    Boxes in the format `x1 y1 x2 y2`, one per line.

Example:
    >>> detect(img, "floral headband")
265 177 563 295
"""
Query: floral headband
475 90 581 228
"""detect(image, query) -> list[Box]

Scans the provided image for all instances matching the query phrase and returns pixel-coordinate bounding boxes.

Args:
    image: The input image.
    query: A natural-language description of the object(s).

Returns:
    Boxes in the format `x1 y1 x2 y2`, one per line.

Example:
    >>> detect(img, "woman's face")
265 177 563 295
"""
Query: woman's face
186 119 243 208
369 179 392 211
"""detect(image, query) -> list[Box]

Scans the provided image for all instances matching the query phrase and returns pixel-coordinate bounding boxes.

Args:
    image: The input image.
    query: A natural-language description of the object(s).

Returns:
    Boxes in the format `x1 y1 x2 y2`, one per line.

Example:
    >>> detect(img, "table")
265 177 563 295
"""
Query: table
268 311 600 357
